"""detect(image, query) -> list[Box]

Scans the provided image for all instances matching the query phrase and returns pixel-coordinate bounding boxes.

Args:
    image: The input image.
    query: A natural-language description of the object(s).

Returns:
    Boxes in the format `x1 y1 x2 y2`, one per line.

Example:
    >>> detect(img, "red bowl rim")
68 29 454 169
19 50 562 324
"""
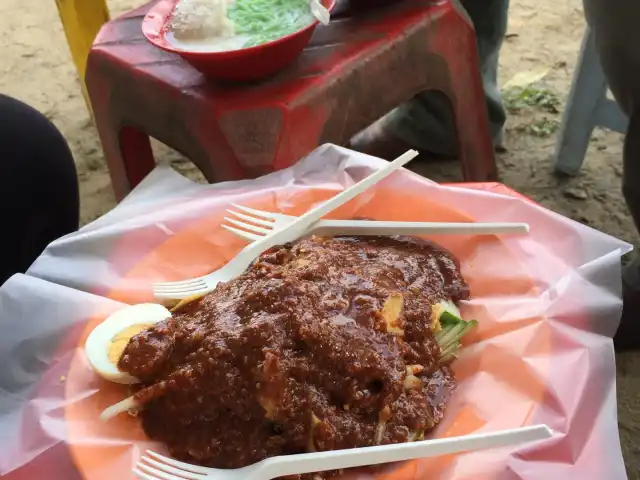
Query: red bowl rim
142 0 337 58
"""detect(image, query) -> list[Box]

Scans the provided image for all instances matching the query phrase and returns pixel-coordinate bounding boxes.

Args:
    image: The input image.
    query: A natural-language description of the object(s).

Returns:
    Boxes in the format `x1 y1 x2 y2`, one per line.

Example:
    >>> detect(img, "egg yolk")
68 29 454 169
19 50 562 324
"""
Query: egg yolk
107 324 153 365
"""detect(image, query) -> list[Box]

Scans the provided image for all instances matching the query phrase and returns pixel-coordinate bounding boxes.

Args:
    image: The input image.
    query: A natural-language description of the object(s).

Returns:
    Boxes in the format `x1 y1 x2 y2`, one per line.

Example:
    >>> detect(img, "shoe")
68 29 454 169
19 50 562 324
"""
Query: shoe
348 118 506 159
348 119 418 160
347 118 456 161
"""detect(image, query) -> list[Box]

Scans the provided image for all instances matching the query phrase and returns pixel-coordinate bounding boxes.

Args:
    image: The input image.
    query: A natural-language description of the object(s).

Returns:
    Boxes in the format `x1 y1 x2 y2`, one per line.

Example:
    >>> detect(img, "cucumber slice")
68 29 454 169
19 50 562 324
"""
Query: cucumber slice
433 300 477 363
457 319 478 339
434 324 454 343
438 300 463 326
440 311 461 326
437 322 467 350
440 340 460 359
443 300 461 318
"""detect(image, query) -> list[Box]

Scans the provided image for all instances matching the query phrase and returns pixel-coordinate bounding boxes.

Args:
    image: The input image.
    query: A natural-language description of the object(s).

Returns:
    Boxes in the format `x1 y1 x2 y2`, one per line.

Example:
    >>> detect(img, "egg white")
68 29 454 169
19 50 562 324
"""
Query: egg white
85 303 171 384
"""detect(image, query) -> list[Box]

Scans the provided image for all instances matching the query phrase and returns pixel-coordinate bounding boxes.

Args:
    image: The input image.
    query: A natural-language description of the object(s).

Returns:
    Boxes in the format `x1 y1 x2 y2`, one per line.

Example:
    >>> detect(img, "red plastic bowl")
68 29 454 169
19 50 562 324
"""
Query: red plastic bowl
142 0 336 81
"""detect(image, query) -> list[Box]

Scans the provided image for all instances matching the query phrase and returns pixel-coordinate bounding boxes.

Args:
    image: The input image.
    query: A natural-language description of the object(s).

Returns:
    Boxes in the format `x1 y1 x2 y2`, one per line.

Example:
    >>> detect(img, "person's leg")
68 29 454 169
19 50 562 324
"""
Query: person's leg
350 0 509 158
616 110 640 351
0 95 80 285
582 0 640 350
618 113 640 350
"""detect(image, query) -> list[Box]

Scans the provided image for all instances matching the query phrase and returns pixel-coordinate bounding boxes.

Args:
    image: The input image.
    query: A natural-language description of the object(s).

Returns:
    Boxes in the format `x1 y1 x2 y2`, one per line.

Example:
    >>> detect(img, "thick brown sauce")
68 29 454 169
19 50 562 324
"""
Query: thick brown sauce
118 236 469 479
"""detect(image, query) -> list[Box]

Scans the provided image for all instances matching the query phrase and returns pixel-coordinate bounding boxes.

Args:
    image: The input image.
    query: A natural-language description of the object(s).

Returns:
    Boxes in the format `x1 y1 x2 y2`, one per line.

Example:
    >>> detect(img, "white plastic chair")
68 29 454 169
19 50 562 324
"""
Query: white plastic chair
553 27 628 176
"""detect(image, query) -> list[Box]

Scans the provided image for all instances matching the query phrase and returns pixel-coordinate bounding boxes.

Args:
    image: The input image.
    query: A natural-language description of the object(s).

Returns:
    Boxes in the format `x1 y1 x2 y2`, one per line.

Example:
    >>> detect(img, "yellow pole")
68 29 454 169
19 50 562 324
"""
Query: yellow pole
55 0 111 112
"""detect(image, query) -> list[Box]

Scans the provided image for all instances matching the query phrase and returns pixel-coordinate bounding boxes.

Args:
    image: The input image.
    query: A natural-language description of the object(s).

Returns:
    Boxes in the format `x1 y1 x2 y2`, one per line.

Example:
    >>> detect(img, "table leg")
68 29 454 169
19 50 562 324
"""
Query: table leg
55 0 110 113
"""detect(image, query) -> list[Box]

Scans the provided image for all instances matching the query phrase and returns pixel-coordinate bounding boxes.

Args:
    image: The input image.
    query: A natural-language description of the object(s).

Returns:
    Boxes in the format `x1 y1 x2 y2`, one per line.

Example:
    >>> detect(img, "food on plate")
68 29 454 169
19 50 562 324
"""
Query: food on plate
97 236 476 479
84 303 172 384
169 0 317 52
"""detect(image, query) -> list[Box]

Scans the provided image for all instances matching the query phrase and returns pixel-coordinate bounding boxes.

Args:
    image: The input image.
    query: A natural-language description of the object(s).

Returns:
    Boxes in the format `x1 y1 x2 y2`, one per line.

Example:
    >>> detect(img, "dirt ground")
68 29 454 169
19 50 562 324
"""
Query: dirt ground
1 0 639 477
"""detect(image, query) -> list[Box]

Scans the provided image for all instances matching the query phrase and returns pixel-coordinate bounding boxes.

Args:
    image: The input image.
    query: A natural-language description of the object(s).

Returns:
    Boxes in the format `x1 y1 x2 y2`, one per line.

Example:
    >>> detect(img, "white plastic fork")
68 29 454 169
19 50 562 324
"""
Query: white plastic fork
152 150 419 300
223 204 530 241
133 424 553 480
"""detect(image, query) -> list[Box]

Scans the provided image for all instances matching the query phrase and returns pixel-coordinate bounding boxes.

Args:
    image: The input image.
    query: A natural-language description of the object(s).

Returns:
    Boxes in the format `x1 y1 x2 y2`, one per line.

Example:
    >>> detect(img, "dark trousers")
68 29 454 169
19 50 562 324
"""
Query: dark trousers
582 0 640 349
0 95 80 285
387 0 510 155
583 0 640 233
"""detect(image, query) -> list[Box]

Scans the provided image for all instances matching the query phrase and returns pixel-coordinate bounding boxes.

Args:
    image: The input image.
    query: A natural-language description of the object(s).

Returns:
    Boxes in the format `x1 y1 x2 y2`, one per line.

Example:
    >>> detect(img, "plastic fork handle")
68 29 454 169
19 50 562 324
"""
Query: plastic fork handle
310 221 531 236
245 150 418 251
219 151 418 279
259 424 553 478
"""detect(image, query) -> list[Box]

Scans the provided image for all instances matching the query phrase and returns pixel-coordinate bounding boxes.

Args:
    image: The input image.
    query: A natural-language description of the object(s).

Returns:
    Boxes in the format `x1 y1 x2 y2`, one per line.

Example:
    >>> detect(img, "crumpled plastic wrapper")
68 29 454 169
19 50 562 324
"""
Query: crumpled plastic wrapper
0 144 631 479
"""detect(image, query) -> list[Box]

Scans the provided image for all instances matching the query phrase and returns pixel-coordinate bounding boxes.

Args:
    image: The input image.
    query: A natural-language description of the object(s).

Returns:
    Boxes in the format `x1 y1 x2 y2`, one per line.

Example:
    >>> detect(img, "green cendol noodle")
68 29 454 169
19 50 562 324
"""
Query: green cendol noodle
229 0 316 47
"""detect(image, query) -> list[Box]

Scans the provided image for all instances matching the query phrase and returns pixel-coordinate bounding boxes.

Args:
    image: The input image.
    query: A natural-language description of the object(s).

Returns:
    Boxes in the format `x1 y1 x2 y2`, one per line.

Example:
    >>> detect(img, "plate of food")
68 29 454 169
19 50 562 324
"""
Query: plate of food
142 0 336 80
63 181 554 480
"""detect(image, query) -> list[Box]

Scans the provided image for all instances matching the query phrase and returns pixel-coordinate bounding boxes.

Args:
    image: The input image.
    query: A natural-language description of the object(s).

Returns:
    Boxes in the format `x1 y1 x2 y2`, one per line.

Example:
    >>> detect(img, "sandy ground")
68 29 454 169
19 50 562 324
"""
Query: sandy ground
1 0 639 476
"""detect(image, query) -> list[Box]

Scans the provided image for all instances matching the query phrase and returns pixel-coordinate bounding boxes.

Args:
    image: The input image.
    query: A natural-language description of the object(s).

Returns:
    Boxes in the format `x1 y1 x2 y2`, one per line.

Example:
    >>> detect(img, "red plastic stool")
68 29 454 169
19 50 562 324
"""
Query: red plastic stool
86 0 497 201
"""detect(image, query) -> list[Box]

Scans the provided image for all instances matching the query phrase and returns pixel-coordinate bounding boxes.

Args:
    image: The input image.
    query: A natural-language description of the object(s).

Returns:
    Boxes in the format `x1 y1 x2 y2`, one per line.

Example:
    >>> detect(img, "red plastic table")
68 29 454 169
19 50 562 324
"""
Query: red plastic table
86 0 497 201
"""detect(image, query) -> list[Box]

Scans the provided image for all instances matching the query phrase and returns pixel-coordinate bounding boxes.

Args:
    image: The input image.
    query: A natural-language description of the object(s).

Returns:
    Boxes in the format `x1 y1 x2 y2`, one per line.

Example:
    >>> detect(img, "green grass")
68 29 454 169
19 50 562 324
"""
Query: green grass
503 83 562 138
525 116 560 138
503 84 561 114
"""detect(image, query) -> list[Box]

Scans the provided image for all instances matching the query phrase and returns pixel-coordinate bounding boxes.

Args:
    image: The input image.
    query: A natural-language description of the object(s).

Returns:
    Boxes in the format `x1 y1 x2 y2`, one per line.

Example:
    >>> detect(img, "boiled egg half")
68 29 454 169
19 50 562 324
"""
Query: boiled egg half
85 303 171 384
